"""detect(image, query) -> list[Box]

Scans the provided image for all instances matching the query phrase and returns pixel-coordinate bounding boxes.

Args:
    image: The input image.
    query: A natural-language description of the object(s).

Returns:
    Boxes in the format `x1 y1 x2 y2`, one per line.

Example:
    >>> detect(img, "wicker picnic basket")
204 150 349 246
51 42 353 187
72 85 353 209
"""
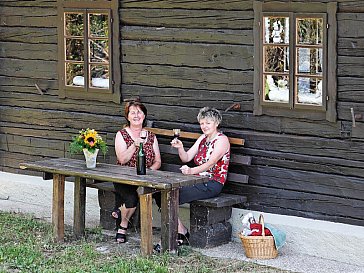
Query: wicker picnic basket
239 214 278 259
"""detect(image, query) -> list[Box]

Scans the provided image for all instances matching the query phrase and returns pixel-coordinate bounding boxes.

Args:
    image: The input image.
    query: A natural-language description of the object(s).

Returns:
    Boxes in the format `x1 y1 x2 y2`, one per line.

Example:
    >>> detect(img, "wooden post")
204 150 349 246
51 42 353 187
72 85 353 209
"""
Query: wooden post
52 174 65 242
73 177 86 238
139 190 153 256
160 188 179 253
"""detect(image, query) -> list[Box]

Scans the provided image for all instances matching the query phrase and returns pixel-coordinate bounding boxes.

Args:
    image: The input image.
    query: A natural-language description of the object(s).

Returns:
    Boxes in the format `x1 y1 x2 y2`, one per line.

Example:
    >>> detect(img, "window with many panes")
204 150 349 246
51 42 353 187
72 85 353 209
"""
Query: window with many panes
58 0 120 103
253 2 337 122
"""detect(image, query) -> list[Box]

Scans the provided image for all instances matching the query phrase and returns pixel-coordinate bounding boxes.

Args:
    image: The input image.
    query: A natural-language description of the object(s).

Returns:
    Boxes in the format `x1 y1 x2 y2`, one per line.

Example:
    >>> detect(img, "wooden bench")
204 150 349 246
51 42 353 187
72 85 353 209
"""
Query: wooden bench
94 127 251 248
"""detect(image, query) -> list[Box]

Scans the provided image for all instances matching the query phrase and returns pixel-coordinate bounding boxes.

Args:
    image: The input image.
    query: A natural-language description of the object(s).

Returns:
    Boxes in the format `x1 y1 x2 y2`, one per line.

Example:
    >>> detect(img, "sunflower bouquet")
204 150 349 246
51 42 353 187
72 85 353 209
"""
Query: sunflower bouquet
69 128 108 155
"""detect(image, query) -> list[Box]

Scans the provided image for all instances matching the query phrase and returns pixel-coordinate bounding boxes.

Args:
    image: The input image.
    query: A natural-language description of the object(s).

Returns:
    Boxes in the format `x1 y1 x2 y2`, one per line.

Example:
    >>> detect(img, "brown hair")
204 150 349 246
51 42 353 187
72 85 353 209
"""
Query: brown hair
124 100 148 127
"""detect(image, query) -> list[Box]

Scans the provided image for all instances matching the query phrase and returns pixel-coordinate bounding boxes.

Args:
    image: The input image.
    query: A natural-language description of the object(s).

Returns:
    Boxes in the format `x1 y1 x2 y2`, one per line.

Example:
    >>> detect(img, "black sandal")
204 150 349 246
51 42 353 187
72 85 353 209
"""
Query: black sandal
111 208 121 230
177 231 190 246
115 226 127 244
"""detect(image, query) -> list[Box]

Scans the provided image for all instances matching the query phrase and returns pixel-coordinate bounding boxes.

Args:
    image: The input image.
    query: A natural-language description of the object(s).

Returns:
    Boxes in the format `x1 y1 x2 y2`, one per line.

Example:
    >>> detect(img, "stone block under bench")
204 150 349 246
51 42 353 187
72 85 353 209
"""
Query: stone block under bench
189 193 247 248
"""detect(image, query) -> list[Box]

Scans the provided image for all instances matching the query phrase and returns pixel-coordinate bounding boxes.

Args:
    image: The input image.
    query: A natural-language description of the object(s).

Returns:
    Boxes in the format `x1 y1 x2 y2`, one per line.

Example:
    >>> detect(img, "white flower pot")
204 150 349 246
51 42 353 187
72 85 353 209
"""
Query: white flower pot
83 148 99 168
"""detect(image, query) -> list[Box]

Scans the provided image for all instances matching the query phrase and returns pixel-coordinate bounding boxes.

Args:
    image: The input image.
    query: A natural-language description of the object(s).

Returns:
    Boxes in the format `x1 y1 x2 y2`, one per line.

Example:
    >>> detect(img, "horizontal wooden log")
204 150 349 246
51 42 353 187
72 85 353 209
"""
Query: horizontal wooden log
120 9 254 29
122 0 252 10
0 58 57 79
0 0 56 8
0 7 57 27
121 40 254 70
122 84 253 112
0 26 57 43
0 42 57 60
338 77 364 103
338 56 364 77
225 184 364 227
337 13 364 38
121 26 253 45
122 63 253 92
242 165 364 201
244 148 364 179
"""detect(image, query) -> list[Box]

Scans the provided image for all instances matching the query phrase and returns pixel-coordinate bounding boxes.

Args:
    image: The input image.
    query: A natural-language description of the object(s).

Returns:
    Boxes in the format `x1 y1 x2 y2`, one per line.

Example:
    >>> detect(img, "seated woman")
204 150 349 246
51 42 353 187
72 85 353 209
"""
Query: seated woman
161 107 230 247
112 100 161 243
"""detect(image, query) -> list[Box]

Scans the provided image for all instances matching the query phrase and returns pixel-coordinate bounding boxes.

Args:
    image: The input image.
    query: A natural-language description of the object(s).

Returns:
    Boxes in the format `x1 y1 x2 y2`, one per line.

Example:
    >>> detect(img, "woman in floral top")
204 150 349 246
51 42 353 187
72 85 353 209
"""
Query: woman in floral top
171 107 230 246
112 100 161 243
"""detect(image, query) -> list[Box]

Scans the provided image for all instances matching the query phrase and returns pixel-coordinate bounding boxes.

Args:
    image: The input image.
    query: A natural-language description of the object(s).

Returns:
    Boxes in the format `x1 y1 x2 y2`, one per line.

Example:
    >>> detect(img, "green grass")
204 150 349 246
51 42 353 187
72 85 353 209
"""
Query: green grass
0 212 291 273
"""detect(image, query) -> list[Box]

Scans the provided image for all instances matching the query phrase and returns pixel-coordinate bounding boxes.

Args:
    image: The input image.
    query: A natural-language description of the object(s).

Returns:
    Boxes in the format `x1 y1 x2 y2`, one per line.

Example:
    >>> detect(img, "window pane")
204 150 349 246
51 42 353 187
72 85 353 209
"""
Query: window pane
90 65 109 89
89 39 109 63
297 48 322 75
66 38 84 61
264 17 289 44
89 13 109 37
66 63 84 86
65 13 84 36
296 77 322 105
297 18 323 45
264 75 289 103
264 46 289 73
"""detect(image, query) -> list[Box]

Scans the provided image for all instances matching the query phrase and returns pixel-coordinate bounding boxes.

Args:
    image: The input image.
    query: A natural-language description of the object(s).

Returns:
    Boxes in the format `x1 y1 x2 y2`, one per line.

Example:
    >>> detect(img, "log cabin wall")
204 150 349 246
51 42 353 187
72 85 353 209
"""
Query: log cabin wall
0 0 363 226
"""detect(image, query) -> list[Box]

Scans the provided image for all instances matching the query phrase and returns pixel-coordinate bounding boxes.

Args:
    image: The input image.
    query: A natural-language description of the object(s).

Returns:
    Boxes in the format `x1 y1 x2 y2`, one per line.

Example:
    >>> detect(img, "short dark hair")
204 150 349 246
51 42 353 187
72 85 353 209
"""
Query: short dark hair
124 101 148 127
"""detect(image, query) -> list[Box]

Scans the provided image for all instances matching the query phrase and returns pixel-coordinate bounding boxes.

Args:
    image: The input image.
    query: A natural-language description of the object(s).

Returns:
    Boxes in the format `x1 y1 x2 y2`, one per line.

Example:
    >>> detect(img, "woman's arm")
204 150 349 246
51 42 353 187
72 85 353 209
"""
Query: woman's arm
180 135 230 175
171 135 204 163
115 131 138 165
149 135 162 170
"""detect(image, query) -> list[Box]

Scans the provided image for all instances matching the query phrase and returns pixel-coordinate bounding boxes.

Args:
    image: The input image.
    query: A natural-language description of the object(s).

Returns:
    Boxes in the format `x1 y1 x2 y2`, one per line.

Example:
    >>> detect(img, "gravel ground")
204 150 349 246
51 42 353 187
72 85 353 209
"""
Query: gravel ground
1 171 363 273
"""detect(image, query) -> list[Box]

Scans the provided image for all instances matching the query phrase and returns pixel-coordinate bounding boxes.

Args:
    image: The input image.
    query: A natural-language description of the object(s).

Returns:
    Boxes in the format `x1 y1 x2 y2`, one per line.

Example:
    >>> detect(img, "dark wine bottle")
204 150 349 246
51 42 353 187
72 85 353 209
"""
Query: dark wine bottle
136 142 146 175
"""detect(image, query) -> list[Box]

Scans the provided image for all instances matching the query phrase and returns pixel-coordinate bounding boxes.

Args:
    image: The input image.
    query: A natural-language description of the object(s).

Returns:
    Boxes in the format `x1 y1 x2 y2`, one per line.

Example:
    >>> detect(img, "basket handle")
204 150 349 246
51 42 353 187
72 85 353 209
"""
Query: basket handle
258 214 265 237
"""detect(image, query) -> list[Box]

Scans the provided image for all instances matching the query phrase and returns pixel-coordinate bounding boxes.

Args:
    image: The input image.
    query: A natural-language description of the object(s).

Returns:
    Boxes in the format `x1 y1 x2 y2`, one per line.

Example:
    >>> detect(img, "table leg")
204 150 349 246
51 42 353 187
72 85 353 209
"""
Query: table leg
161 188 179 253
52 174 65 242
74 177 86 238
139 192 153 256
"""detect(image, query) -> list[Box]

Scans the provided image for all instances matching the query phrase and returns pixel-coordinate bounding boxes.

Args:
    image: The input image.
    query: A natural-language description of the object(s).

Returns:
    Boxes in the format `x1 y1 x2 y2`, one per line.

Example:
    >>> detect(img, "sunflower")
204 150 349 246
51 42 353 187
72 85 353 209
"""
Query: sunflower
84 130 97 147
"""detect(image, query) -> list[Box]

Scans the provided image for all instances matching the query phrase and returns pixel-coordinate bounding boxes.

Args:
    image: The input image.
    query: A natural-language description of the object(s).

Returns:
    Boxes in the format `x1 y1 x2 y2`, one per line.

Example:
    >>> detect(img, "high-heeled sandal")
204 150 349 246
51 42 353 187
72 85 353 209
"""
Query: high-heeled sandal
177 231 190 246
111 208 121 230
115 226 127 243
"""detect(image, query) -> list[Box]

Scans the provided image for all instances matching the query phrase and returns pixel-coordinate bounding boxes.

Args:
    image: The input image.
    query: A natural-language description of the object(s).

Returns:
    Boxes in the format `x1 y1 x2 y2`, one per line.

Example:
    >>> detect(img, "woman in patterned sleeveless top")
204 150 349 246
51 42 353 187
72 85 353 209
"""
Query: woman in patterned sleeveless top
171 107 230 246
112 100 161 243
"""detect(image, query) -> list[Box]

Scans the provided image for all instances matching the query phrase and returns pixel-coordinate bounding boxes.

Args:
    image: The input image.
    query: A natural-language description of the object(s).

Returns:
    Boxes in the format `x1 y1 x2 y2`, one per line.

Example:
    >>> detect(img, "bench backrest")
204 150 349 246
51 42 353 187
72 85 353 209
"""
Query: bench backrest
146 127 251 187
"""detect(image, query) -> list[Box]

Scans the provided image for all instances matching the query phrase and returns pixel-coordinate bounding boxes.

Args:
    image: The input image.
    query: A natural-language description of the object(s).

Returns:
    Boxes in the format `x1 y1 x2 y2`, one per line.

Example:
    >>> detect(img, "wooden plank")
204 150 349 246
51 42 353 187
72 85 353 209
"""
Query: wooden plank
0 26 57 43
122 63 253 92
191 193 247 208
139 192 153 256
226 184 364 227
0 0 56 7
0 7 57 27
52 174 65 242
121 40 253 70
147 127 244 145
121 0 252 10
0 41 57 60
73 177 86 238
121 9 254 29
0 59 57 79
122 26 253 45
122 85 253 112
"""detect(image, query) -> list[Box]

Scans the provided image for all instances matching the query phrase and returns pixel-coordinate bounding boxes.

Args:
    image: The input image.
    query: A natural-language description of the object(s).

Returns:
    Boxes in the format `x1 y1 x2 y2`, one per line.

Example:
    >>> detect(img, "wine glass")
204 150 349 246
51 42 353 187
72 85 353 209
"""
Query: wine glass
140 131 147 143
173 129 180 140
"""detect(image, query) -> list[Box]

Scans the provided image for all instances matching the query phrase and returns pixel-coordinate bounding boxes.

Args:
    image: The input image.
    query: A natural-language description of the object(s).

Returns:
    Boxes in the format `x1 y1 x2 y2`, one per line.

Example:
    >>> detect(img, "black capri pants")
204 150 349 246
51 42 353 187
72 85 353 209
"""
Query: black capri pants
113 183 138 209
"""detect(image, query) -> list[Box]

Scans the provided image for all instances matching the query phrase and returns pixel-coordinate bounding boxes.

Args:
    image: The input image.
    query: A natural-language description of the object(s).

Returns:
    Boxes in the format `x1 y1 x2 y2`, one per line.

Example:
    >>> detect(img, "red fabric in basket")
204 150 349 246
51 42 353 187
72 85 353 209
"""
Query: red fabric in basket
249 223 272 236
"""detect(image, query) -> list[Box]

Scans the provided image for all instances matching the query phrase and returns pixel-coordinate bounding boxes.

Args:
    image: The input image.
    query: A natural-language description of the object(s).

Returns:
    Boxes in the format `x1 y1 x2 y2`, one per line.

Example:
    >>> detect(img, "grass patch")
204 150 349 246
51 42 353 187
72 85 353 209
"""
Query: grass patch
0 211 292 273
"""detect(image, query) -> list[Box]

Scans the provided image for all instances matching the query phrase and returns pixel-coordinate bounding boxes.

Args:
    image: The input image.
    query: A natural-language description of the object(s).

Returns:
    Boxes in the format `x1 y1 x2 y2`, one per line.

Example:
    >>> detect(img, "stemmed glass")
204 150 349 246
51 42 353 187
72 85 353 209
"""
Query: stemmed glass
140 131 147 143
173 129 180 140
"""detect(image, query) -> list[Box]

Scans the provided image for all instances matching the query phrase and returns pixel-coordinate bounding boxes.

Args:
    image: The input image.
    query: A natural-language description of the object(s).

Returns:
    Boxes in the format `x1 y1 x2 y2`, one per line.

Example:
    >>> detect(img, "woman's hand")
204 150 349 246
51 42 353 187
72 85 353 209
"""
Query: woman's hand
180 165 192 175
171 138 183 149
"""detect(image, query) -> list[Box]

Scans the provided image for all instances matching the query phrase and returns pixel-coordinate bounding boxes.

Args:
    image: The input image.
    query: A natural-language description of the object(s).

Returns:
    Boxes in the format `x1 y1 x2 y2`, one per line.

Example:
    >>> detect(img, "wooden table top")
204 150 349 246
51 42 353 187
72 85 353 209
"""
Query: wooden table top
20 158 207 190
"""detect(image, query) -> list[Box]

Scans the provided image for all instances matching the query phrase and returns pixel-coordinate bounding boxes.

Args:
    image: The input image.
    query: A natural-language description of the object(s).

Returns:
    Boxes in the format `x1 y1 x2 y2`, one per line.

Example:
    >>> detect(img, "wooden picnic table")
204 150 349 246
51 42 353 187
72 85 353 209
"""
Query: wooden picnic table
19 158 208 255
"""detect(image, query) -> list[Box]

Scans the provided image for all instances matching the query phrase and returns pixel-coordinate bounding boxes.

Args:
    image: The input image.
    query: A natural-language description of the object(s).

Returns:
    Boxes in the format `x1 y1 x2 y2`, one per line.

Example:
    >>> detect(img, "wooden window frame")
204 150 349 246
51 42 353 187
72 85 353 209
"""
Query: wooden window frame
57 0 120 103
253 1 337 122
